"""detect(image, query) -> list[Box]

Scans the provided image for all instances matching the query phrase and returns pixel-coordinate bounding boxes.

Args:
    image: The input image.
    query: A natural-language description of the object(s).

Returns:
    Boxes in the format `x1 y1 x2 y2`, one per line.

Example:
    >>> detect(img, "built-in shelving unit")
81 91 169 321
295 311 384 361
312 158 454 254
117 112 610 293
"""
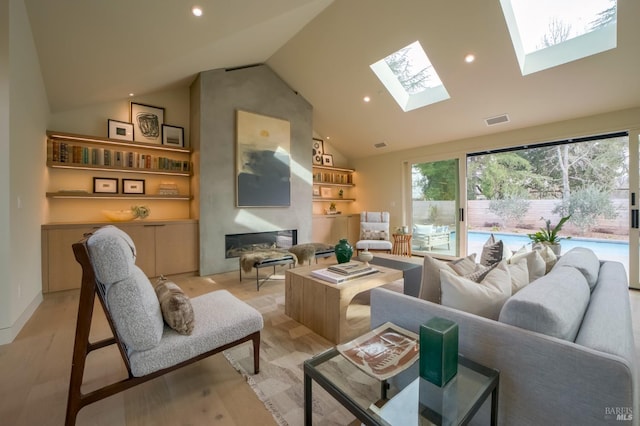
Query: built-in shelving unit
312 164 355 203
46 130 192 200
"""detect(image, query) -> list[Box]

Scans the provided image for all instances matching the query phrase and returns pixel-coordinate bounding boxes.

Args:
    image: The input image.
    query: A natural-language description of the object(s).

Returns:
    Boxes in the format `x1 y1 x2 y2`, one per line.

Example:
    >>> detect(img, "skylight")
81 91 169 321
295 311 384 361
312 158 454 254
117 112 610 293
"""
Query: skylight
500 0 617 75
370 41 450 112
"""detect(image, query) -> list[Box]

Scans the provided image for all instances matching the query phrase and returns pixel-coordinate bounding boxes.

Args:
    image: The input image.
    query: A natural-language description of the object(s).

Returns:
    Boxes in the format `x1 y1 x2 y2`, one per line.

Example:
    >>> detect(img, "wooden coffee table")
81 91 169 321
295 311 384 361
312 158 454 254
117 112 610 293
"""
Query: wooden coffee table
284 264 403 343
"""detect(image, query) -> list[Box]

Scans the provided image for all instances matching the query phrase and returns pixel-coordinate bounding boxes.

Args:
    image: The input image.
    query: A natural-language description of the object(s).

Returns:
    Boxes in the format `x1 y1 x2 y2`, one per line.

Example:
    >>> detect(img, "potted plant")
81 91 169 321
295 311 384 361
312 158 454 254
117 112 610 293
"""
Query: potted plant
527 215 571 255
328 202 337 213
338 189 344 198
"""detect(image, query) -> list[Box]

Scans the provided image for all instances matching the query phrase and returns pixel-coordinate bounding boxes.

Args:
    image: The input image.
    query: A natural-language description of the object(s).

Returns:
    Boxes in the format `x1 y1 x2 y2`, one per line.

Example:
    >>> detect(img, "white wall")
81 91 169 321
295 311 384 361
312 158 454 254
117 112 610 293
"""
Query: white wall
0 0 49 344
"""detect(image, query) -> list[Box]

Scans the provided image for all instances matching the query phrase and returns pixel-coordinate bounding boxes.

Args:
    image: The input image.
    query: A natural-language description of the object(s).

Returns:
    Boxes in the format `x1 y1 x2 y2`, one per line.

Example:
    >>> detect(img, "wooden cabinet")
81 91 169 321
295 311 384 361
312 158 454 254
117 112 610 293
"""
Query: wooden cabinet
41 220 199 293
312 215 359 245
312 165 355 203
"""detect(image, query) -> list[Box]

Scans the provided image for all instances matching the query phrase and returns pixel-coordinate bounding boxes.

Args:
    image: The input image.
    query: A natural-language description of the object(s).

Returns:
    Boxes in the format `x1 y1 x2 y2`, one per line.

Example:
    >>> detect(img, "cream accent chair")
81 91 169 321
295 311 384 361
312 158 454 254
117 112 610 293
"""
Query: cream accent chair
355 211 393 254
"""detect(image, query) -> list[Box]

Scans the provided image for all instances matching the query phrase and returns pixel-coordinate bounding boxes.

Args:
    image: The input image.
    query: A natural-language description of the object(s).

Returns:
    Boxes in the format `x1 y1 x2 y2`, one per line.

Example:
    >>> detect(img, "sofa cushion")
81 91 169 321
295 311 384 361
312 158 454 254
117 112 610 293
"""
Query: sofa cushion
499 266 590 341
533 244 558 273
413 224 434 235
448 253 477 276
106 265 164 351
440 260 511 320
553 247 600 290
87 225 137 289
507 258 529 294
128 290 264 377
418 254 455 303
155 280 195 335
509 248 545 283
480 234 503 266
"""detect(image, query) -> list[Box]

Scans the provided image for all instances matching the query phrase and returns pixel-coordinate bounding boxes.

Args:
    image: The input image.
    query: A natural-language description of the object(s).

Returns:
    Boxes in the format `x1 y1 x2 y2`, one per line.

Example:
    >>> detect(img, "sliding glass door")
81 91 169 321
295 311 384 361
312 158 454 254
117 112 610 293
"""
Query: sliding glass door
629 129 639 289
410 158 460 257
466 133 631 279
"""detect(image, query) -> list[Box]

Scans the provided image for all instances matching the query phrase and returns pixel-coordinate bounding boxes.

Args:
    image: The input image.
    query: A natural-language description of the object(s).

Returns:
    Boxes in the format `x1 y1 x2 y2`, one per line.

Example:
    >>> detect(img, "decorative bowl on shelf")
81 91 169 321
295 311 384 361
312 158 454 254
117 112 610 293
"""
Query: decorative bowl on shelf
102 210 136 222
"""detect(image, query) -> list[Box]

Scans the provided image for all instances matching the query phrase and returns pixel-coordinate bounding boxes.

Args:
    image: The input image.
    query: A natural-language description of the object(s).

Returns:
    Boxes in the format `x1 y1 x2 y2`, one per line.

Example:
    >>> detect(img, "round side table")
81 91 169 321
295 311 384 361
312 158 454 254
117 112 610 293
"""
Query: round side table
392 233 412 257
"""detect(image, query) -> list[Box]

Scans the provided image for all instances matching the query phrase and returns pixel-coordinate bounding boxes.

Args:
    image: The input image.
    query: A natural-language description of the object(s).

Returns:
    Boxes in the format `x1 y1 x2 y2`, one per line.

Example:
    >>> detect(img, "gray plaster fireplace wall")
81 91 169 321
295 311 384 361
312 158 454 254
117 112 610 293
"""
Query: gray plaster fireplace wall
190 64 313 275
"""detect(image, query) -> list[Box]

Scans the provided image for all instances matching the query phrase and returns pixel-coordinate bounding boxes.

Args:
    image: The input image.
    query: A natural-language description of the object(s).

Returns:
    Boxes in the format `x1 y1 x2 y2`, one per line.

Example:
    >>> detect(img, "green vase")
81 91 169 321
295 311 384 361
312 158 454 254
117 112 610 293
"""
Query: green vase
334 239 353 264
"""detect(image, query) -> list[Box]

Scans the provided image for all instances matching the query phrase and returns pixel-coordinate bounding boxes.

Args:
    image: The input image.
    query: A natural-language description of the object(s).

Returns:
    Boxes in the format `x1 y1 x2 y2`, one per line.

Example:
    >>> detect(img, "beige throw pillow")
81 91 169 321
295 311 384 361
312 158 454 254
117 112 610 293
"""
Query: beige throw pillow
533 244 558 273
440 260 512 320
448 253 477 276
509 248 546 282
507 258 529 294
155 280 195 335
419 254 457 303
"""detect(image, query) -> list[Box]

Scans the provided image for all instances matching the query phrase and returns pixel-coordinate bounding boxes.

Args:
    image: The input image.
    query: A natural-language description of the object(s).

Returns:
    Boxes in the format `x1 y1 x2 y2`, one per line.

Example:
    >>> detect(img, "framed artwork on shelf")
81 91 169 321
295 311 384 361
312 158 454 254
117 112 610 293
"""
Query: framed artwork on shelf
313 187 321 196
122 179 145 194
162 124 185 147
320 187 332 198
107 119 134 141
93 177 118 194
236 110 291 207
313 138 324 165
322 154 334 167
130 102 165 144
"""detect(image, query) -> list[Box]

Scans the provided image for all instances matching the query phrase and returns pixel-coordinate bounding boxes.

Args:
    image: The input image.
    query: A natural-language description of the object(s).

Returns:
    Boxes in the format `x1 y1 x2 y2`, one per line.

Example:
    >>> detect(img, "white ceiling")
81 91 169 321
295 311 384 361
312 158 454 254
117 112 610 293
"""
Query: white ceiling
25 0 640 159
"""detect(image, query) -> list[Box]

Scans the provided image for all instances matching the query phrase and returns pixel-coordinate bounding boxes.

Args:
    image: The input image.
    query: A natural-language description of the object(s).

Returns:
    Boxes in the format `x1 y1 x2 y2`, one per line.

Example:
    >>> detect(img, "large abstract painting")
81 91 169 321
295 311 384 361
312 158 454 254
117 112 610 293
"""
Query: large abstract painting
236 110 291 207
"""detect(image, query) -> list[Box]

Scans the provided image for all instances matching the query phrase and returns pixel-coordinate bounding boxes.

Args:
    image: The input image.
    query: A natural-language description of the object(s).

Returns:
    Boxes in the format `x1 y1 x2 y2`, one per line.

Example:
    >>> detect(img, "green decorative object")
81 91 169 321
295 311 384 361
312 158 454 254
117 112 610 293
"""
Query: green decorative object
334 239 353 264
420 317 458 387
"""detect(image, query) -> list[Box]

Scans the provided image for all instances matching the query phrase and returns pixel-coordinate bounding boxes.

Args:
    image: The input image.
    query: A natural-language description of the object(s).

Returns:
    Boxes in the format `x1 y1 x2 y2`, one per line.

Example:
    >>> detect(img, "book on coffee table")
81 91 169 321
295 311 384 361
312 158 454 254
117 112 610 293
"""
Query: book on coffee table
310 267 378 284
327 261 373 276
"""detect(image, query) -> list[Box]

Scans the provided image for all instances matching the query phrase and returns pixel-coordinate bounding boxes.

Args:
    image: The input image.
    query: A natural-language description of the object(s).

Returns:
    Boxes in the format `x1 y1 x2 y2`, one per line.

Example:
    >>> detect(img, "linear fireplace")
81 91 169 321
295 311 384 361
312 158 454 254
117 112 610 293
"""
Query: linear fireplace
225 230 297 258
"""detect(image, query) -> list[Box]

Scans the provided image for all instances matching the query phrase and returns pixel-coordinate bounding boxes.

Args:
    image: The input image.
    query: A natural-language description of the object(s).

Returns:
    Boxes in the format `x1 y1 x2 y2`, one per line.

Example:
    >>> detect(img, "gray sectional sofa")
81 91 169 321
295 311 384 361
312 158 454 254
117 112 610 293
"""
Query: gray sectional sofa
370 248 638 425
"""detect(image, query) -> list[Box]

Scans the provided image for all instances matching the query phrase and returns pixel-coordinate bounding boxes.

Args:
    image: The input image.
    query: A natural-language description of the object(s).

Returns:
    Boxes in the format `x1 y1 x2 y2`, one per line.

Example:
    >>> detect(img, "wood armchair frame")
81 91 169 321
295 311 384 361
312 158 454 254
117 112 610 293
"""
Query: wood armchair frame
65 236 260 425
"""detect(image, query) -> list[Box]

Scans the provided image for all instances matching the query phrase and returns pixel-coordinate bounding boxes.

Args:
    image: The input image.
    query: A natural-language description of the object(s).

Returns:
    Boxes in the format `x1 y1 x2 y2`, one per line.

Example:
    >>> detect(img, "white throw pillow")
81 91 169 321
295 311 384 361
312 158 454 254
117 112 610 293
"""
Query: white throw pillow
440 260 512 320
533 244 558 273
419 254 456 303
507 258 529 294
509 248 546 282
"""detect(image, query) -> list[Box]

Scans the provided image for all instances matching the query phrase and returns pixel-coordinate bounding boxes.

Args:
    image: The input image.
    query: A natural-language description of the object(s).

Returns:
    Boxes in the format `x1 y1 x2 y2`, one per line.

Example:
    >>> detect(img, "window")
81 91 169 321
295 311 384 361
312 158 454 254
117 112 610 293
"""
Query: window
500 0 617 75
370 41 450 112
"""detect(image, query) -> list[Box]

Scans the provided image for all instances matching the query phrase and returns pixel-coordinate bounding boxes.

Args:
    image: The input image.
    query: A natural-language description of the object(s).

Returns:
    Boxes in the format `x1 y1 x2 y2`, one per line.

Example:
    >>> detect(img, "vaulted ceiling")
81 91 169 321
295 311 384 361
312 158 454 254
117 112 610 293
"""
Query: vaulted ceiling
24 0 640 159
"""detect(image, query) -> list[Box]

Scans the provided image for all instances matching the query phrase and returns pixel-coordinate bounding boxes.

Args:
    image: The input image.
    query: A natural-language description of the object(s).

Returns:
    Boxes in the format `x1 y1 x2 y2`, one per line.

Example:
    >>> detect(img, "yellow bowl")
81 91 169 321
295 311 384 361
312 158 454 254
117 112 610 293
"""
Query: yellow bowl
102 210 135 222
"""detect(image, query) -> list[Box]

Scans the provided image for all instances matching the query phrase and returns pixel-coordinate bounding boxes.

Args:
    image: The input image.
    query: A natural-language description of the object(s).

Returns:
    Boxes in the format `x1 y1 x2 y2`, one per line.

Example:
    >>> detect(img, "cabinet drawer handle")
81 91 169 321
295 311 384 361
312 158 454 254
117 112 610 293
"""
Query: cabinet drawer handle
143 224 166 227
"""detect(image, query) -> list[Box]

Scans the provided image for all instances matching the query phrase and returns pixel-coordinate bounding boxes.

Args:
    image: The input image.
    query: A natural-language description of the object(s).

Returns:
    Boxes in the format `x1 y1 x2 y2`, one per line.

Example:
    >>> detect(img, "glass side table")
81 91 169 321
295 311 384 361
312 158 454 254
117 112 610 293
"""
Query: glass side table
304 347 499 425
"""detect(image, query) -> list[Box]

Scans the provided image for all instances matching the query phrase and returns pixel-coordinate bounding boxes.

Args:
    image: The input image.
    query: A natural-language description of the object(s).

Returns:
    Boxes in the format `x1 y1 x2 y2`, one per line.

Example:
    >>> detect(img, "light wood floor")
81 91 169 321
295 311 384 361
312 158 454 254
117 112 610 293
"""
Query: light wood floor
0 268 290 426
1 265 640 426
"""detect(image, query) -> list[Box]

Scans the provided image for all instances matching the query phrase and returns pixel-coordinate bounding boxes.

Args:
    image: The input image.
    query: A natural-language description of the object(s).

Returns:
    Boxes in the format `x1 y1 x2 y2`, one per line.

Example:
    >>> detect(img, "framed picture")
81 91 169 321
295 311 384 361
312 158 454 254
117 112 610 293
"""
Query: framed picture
236 110 291 207
162 124 185 147
130 102 165 144
320 187 332 198
93 177 118 194
312 138 324 165
313 187 320 196
122 179 145 194
107 119 134 141
322 154 334 167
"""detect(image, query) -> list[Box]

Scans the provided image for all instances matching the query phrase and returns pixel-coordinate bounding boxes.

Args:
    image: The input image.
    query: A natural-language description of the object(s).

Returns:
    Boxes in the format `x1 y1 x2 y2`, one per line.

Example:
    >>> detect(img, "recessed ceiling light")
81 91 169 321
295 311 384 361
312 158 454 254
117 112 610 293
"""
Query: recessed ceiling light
464 53 475 63
192 6 203 17
128 93 134 97
363 96 371 103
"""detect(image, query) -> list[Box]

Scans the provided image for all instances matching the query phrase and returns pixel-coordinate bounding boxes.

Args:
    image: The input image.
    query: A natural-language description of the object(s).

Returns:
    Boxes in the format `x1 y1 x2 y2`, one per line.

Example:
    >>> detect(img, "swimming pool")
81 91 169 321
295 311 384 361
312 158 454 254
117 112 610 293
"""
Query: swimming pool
467 231 629 272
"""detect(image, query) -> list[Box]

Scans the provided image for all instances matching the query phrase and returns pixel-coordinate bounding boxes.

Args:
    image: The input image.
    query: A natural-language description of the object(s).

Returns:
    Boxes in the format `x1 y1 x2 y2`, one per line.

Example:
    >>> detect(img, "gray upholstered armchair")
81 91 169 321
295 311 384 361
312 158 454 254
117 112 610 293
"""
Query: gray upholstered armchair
65 226 264 425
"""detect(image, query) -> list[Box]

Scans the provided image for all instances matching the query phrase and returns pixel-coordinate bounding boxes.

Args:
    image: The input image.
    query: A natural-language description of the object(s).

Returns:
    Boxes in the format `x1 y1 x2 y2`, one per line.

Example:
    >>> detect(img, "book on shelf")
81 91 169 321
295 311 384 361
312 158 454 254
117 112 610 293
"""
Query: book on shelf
327 261 372 276
310 267 378 284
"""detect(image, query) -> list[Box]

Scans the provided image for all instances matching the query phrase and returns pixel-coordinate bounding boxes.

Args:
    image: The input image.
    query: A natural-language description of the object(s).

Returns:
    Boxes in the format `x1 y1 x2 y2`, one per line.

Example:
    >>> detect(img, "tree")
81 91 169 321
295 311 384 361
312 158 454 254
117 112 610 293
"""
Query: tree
590 0 617 30
489 191 531 227
553 184 618 233
540 17 572 48
385 46 434 94
414 160 457 200
467 153 535 200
